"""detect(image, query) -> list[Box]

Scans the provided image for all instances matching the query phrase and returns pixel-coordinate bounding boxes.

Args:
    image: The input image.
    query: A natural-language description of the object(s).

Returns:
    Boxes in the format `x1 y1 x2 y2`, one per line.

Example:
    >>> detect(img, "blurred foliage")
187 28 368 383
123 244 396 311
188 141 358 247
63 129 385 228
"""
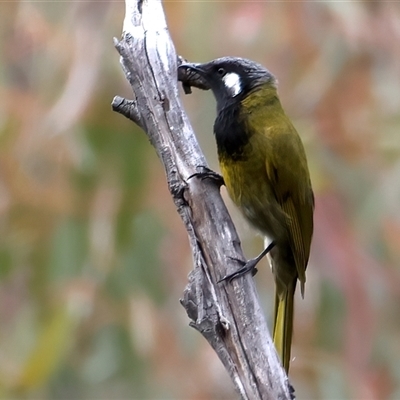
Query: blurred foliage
0 1 400 399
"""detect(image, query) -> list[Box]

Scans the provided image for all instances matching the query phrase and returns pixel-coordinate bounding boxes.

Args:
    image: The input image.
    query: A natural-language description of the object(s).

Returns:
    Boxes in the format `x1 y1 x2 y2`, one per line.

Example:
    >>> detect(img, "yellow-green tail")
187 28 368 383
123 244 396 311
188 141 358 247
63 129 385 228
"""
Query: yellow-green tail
273 280 296 373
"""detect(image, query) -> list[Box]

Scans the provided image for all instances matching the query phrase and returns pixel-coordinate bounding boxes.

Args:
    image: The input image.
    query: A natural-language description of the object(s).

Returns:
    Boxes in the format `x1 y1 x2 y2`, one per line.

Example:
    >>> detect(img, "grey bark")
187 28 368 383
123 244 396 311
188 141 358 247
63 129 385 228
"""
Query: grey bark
112 0 293 399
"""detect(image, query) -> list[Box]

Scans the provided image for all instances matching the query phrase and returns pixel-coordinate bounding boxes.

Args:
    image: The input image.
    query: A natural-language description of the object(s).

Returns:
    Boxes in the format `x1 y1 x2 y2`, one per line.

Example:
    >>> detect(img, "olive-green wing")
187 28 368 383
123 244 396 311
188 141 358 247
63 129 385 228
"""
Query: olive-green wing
265 130 314 296
280 196 313 295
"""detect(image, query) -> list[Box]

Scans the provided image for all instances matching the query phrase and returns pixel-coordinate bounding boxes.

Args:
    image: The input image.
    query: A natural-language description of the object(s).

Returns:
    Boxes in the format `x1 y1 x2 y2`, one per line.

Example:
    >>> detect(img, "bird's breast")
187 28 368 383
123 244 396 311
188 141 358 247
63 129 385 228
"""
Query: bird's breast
219 144 287 240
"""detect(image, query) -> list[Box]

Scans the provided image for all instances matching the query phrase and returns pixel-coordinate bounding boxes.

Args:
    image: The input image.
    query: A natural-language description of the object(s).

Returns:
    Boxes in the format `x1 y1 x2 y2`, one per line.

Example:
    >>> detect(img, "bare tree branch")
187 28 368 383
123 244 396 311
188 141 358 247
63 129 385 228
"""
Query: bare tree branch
112 0 293 398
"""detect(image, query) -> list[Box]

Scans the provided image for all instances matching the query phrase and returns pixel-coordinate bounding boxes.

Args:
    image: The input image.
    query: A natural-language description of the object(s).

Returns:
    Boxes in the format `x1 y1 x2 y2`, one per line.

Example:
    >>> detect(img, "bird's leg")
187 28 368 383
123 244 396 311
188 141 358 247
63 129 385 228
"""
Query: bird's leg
218 241 276 283
187 166 224 187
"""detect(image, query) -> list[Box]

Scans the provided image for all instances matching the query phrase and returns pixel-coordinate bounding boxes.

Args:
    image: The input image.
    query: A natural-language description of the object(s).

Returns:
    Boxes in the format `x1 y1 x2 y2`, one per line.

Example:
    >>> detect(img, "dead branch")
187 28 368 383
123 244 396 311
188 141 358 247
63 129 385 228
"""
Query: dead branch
112 0 293 398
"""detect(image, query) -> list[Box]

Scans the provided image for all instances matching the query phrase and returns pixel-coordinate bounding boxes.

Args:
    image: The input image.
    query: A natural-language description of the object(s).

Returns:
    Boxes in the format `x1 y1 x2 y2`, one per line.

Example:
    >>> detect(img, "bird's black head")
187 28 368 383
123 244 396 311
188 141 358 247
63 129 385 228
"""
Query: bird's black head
179 57 277 112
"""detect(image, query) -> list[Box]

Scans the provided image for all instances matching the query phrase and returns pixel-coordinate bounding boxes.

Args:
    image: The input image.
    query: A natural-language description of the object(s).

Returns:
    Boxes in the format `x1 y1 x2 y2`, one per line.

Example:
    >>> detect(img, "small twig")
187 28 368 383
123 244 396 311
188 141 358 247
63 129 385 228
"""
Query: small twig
112 96 142 127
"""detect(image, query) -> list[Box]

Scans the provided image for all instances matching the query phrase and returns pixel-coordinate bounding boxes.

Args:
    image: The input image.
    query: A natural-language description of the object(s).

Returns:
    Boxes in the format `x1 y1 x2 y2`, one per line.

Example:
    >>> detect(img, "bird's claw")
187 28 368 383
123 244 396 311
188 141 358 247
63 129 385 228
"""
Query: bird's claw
188 166 224 186
218 257 258 283
218 242 275 284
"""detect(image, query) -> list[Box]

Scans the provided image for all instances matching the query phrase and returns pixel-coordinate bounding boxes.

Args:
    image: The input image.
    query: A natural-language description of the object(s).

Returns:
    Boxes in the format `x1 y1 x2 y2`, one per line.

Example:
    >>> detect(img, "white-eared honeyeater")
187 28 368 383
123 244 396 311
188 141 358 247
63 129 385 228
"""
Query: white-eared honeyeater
179 57 314 373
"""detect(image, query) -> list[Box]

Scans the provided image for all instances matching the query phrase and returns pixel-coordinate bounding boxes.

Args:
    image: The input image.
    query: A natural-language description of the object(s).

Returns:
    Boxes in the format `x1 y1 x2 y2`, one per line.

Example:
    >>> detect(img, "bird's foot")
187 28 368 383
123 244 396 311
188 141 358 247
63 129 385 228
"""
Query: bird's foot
188 166 224 187
218 241 276 283
218 258 259 283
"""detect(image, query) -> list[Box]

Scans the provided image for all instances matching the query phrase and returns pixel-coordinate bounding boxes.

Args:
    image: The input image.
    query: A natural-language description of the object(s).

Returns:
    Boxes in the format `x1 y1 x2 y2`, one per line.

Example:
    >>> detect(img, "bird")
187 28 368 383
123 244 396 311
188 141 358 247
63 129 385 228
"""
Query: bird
179 57 314 373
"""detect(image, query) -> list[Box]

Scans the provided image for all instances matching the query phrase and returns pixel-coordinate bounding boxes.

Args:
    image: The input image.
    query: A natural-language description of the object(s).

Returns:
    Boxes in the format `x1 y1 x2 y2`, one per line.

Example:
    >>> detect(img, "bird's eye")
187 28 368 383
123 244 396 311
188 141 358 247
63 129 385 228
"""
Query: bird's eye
217 68 226 77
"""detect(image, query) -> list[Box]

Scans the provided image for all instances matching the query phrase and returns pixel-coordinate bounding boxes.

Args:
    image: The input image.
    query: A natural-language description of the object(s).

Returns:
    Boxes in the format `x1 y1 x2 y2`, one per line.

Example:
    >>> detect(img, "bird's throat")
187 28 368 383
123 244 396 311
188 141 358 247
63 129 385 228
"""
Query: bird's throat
214 84 279 161
214 102 250 161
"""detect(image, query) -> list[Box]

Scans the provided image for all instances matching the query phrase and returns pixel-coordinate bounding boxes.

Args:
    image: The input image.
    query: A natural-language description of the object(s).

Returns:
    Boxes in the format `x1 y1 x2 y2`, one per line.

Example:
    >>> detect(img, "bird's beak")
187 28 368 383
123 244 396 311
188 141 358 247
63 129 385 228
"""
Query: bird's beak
179 62 205 75
178 62 211 91
178 63 208 81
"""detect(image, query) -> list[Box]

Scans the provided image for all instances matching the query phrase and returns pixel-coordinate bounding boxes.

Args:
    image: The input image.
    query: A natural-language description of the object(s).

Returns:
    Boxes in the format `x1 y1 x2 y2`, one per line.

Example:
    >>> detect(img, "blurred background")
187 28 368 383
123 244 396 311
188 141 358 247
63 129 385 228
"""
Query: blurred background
1 1 400 399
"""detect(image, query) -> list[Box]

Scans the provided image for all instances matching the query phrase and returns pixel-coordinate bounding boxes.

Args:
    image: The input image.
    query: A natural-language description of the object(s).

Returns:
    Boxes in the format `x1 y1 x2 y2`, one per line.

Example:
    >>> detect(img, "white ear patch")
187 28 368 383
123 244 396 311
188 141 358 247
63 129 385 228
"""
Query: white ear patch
222 72 242 97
